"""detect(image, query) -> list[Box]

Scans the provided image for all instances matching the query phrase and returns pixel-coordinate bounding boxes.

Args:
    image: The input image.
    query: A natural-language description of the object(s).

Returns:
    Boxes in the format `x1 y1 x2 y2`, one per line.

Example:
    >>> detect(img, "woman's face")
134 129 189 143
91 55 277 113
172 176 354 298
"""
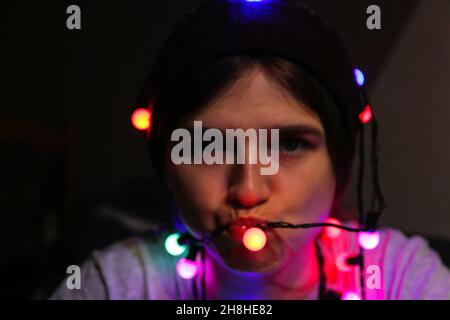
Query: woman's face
165 69 336 274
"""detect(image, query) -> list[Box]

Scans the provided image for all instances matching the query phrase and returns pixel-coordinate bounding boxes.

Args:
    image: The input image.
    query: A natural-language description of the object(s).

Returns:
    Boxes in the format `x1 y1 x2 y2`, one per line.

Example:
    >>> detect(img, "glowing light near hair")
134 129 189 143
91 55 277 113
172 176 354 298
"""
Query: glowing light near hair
358 231 380 250
359 105 373 124
245 0 263 2
131 108 152 131
354 68 365 87
324 218 342 239
336 252 353 272
176 258 198 279
242 227 267 252
342 291 361 300
164 233 187 256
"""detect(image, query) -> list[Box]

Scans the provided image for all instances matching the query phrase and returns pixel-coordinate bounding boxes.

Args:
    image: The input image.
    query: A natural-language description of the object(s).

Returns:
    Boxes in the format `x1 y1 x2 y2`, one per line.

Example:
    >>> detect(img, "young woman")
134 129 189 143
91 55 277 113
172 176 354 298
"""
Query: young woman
52 0 450 300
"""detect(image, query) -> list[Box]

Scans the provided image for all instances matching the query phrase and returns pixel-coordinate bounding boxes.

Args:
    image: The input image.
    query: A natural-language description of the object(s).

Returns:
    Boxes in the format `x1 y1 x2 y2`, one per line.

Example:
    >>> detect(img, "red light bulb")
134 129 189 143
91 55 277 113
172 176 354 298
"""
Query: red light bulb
131 108 152 131
359 105 373 124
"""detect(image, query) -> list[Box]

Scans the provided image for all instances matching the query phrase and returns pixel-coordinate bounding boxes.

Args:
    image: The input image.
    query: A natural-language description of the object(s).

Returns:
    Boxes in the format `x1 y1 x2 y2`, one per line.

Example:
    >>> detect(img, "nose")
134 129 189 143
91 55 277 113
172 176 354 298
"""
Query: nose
226 162 270 213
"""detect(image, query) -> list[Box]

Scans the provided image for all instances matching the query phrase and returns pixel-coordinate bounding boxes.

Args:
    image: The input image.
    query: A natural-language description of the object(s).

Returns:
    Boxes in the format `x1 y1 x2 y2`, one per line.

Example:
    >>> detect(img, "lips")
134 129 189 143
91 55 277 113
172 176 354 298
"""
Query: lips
226 216 266 242
212 216 286 273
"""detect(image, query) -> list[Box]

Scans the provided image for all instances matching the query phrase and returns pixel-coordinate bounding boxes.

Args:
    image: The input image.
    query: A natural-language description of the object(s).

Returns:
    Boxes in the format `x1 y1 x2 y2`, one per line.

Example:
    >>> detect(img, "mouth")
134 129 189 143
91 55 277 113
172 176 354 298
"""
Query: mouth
211 216 286 273
224 216 267 242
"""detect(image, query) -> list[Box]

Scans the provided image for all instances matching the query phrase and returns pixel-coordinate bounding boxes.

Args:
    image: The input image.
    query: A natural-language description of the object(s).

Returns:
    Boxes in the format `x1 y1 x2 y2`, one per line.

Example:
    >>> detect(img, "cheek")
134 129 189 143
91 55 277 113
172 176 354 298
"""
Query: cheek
276 151 336 223
273 154 335 250
168 165 227 235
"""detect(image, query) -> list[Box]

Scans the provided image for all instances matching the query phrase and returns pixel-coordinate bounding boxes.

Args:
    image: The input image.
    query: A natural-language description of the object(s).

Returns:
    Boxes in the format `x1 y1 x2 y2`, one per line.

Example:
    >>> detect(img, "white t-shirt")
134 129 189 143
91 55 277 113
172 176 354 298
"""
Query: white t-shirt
51 228 450 300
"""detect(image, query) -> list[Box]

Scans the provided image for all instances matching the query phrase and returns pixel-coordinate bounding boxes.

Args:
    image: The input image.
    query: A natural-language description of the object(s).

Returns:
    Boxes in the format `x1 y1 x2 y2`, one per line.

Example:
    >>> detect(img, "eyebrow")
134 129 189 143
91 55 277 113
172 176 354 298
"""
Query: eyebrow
184 124 324 140
271 124 325 140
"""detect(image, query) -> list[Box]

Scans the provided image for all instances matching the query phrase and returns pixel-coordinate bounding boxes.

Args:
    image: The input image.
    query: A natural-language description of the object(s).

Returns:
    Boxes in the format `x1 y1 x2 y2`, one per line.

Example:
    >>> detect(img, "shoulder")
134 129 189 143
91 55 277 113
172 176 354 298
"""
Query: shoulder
90 235 163 299
368 228 450 299
319 224 450 299
51 231 188 300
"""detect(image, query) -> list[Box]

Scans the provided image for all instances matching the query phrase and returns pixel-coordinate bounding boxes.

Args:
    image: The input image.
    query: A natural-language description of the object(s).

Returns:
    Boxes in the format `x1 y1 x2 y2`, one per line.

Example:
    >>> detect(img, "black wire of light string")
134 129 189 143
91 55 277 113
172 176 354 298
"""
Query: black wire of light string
191 246 208 300
315 239 330 299
370 118 386 215
255 221 368 232
185 221 371 248
201 247 206 300
192 268 199 300
358 102 387 300
356 121 366 300
194 221 369 245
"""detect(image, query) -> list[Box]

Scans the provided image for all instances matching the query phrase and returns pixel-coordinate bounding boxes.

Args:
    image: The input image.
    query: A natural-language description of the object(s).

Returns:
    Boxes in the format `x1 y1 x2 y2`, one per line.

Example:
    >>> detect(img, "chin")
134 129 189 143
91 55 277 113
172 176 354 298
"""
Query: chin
208 229 291 275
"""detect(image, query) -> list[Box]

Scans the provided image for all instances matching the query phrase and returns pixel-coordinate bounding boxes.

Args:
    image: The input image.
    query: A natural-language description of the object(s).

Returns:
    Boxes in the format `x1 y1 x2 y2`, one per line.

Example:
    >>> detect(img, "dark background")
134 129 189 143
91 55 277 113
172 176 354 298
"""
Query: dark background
1 0 449 299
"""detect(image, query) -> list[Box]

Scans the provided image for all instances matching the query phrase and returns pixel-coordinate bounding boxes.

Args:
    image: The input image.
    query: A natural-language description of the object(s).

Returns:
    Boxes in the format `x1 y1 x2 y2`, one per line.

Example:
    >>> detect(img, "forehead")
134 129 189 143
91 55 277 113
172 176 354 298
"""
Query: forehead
190 69 324 132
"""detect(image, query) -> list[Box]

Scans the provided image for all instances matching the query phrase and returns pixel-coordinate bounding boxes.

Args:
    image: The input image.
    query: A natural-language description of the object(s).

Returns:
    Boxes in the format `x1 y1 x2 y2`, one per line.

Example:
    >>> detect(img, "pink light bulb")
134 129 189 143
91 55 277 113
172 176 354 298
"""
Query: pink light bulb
358 231 380 250
324 218 342 239
176 258 198 279
342 291 361 300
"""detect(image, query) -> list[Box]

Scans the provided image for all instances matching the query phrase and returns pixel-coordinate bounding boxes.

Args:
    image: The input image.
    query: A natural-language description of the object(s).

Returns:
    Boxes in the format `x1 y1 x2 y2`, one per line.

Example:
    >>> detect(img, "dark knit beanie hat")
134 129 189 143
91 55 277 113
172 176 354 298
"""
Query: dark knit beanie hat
139 0 363 132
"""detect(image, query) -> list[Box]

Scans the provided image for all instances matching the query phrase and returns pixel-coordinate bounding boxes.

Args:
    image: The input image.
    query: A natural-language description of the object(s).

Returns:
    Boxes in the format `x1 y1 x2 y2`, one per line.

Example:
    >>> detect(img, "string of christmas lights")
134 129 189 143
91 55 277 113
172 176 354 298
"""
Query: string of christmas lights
131 0 386 298
133 66 385 300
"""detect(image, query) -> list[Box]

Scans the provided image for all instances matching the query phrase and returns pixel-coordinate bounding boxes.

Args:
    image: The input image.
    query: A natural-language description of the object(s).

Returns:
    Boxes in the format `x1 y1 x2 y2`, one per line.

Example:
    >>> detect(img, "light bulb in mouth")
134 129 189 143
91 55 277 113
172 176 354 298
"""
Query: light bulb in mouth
225 217 268 252
242 227 267 252
213 217 285 273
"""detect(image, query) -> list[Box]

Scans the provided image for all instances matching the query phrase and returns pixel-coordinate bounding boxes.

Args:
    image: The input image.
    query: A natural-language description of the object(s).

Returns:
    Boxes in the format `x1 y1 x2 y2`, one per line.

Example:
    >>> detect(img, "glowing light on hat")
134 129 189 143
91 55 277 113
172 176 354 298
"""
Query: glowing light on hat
131 108 152 131
359 105 373 124
354 68 365 87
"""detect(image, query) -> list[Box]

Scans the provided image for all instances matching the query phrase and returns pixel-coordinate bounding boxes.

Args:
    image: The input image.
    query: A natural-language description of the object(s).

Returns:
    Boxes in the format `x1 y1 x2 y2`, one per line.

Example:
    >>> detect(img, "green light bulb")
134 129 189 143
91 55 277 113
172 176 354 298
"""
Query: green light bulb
164 233 187 256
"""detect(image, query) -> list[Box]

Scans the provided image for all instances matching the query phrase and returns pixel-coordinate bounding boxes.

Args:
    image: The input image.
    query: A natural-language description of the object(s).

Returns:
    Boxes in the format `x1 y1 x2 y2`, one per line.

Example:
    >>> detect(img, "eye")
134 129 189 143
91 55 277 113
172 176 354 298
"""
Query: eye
279 137 311 157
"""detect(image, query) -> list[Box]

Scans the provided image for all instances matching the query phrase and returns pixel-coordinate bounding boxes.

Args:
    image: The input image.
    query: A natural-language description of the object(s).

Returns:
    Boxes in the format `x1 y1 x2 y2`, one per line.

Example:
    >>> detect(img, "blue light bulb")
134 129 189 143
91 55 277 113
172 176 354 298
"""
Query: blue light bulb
354 68 365 87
